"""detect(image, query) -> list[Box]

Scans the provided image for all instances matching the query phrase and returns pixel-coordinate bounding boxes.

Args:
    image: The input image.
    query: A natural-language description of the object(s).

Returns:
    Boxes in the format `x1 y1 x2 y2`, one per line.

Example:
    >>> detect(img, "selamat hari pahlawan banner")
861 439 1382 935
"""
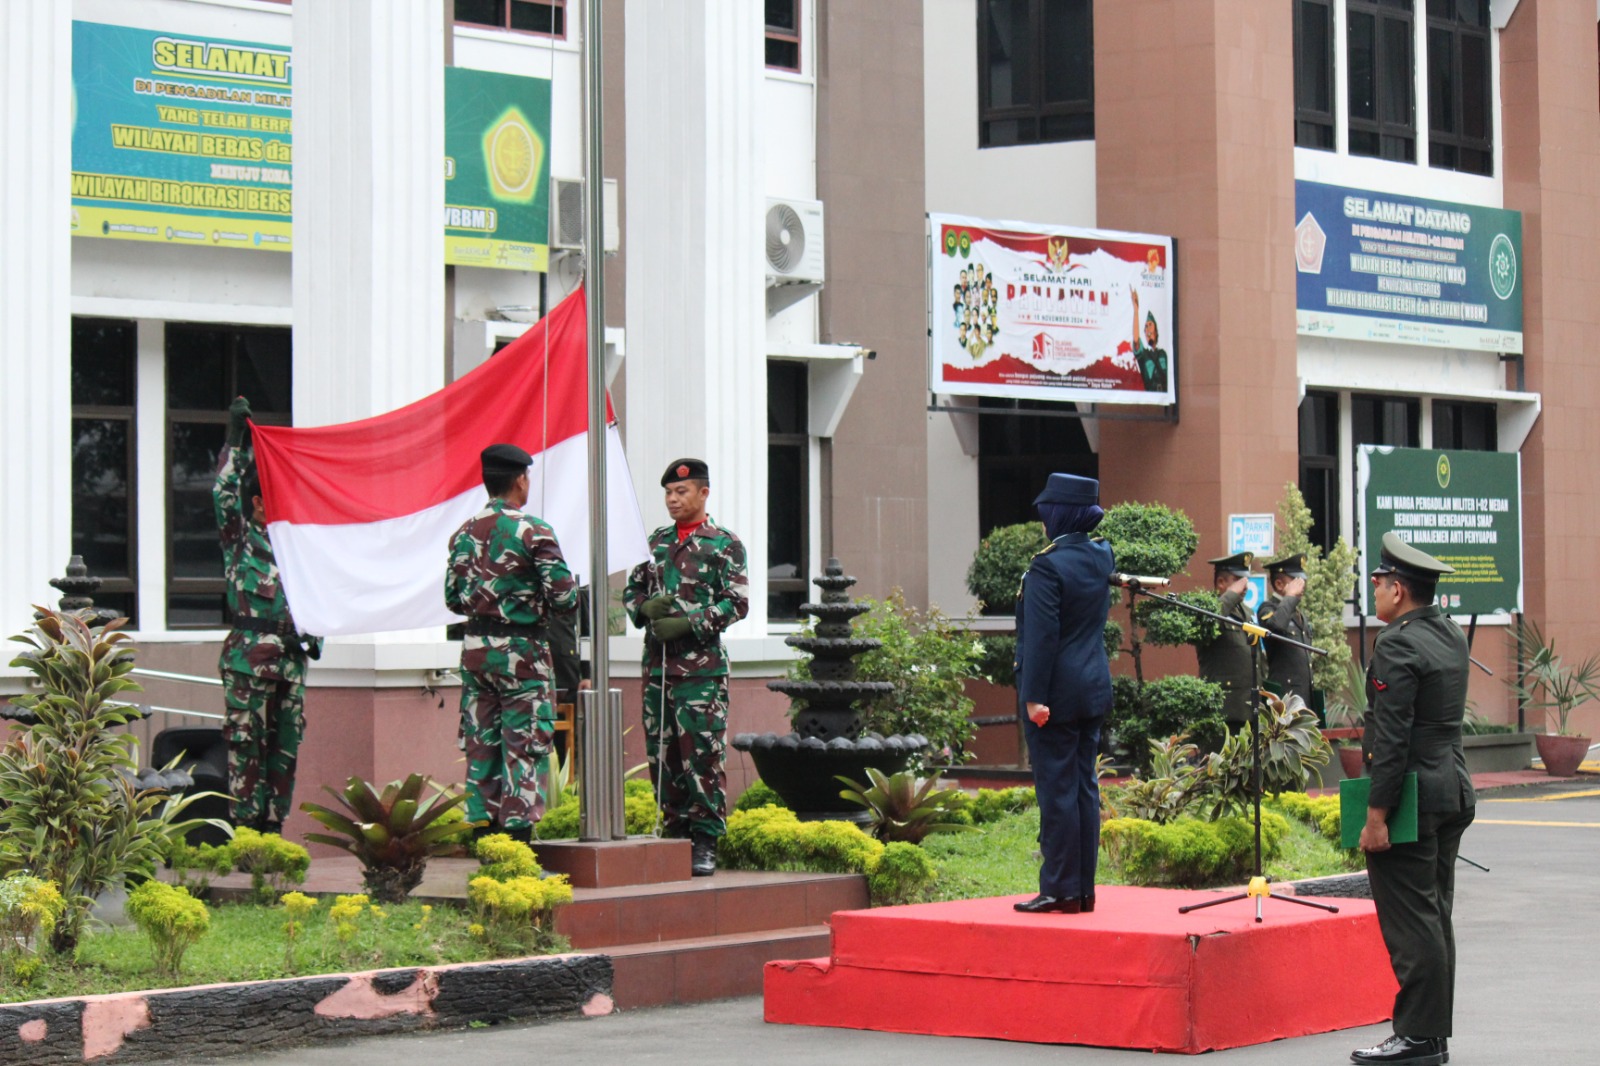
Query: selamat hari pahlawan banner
928 212 1176 406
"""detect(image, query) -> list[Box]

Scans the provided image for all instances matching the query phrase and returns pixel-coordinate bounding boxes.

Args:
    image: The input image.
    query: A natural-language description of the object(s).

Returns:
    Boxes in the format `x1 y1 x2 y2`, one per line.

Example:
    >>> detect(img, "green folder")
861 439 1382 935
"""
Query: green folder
1339 772 1419 849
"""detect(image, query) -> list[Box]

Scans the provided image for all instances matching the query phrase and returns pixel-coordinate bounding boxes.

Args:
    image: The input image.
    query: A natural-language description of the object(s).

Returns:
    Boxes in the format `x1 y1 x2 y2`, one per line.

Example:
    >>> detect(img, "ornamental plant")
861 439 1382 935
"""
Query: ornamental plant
328 893 370 944
164 839 234 899
1509 620 1600 736
279 890 318 970
784 591 980 768
227 828 309 905
535 778 660 840
468 833 572 953
124 880 209 976
835 768 977 844
1102 812 1288 888
1 609 226 953
301 773 468 903
0 873 65 961
719 806 938 906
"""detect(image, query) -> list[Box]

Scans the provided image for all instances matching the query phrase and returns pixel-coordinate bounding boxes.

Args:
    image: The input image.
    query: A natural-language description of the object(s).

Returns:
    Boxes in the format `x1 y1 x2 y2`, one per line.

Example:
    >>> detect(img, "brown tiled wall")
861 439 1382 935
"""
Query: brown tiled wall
1092 0 1300 561
815 0 930 604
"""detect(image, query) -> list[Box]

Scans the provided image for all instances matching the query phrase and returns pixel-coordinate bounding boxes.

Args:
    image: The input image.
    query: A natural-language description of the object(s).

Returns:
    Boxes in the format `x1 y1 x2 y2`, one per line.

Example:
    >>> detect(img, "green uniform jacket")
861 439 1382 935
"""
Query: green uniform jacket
1195 589 1259 722
623 518 749 680
1257 593 1314 705
445 499 579 627
1362 604 1475 814
213 443 321 682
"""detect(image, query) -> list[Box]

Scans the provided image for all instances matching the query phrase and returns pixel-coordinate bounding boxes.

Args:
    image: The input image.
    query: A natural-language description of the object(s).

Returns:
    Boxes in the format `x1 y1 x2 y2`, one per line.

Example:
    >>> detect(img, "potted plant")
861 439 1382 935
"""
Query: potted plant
1323 661 1367 781
1510 621 1598 778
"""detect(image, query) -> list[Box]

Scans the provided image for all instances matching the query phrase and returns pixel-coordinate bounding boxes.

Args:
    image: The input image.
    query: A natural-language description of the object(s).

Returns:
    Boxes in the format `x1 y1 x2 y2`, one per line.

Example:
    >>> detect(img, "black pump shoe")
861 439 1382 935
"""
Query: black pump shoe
1013 894 1082 914
1350 1035 1445 1065
1079 893 1096 913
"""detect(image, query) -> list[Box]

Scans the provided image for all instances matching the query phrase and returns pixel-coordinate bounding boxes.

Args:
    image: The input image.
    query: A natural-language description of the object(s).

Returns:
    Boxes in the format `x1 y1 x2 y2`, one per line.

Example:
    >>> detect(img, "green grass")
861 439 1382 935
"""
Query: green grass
921 804 1361 902
1 898 563 1004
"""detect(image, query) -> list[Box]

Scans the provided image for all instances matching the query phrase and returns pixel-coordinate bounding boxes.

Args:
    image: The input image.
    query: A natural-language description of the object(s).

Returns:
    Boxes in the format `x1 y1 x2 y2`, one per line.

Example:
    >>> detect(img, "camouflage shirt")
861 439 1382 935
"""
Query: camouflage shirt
214 443 321 682
445 499 579 628
624 518 749 679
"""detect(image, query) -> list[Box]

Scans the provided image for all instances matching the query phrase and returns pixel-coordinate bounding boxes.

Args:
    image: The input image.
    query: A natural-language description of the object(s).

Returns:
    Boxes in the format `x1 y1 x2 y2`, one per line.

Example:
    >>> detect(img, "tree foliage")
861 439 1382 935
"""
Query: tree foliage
1275 482 1358 696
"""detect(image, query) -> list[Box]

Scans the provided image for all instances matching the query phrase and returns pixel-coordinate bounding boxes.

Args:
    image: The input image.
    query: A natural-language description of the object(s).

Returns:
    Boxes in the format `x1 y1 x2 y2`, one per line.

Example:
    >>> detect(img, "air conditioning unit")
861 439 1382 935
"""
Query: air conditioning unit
549 177 620 254
765 197 826 286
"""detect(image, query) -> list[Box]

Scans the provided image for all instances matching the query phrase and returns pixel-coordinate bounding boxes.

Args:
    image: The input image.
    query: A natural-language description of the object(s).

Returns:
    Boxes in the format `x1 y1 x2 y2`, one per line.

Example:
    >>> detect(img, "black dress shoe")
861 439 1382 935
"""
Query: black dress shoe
1079 893 1096 913
1013 895 1082 914
1350 1035 1445 1065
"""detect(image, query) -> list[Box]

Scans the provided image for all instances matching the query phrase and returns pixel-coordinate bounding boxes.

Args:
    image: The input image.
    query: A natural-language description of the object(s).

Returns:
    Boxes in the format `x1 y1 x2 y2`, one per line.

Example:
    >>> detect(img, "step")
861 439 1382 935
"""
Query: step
608 925 834 1010
556 869 867 950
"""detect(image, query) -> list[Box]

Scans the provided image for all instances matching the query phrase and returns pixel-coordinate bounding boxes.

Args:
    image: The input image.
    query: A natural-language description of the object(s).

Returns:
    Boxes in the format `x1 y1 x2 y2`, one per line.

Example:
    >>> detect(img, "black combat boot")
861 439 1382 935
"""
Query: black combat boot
690 833 717 877
505 824 533 845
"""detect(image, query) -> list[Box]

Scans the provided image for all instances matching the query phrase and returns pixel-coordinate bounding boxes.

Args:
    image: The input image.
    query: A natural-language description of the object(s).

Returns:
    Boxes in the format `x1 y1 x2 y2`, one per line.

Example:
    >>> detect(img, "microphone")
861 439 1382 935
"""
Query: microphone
1109 573 1171 588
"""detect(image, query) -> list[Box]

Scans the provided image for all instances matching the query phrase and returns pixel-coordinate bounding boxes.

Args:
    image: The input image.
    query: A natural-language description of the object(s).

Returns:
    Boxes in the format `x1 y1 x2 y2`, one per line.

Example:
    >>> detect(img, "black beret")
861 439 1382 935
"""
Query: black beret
661 457 709 486
481 443 533 477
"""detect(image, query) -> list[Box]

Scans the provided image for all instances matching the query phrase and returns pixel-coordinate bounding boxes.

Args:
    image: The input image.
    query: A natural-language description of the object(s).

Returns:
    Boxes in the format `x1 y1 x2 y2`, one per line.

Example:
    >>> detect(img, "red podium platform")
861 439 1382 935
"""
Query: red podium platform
765 887 1396 1054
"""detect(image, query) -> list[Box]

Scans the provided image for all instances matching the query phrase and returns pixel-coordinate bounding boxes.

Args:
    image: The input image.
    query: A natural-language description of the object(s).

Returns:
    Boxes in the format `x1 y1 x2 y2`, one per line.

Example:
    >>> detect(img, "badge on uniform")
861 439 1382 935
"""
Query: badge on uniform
1373 678 1388 691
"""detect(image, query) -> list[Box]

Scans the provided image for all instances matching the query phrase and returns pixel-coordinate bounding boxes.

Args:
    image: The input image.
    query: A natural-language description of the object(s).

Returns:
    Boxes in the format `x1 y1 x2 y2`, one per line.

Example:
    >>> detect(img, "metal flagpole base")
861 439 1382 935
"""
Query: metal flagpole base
578 687 626 841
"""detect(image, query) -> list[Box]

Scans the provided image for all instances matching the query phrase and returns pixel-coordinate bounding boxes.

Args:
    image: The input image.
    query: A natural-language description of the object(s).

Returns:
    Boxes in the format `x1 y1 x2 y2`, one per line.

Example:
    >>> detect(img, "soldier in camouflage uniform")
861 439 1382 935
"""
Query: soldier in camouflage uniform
624 458 749 876
214 396 323 833
445 443 579 843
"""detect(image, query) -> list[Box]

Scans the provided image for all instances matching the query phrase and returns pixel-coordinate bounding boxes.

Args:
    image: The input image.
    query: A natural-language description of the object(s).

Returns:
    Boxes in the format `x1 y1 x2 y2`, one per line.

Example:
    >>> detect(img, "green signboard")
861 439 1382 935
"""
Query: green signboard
1358 446 1522 616
444 67 552 272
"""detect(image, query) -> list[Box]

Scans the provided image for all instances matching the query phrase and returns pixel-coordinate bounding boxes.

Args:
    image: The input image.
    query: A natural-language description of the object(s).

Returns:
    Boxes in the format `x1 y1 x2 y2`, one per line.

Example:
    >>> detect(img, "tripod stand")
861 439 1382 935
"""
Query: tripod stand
1122 581 1338 923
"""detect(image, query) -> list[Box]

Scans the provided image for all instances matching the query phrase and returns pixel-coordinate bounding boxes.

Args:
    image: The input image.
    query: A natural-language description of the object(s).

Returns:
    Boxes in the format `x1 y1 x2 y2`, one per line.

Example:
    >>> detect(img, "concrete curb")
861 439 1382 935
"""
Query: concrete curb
1284 870 1372 899
0 953 613 1064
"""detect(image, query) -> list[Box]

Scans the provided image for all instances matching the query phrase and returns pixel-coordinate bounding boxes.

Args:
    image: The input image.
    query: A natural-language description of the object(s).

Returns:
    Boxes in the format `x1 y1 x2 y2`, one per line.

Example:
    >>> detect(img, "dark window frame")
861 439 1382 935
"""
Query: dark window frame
1346 0 1417 163
453 0 567 40
765 0 802 73
767 361 810 623
1431 398 1498 451
1295 0 1337 149
165 324 293 630
71 317 139 627
1426 0 1492 175
977 0 1095 149
1298 390 1341 558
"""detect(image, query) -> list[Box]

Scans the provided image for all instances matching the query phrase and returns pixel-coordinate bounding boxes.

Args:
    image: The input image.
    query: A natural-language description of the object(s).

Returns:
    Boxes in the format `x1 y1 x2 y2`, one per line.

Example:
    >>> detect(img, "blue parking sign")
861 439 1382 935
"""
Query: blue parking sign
1228 514 1275 558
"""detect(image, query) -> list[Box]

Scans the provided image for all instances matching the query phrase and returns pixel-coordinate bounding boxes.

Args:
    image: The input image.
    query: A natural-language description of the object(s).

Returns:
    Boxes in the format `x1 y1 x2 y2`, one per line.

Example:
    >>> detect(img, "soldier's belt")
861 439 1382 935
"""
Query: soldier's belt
463 618 544 638
232 615 298 638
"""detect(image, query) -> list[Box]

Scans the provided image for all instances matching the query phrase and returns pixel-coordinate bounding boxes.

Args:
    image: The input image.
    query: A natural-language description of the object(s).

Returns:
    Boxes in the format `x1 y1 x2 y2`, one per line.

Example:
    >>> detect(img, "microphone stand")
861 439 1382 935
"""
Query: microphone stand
1118 580 1338 922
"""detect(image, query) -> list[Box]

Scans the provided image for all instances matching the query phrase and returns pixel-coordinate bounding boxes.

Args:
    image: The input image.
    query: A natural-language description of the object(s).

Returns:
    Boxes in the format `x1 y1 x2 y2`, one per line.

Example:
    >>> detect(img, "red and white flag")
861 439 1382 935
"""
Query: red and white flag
251 287 649 637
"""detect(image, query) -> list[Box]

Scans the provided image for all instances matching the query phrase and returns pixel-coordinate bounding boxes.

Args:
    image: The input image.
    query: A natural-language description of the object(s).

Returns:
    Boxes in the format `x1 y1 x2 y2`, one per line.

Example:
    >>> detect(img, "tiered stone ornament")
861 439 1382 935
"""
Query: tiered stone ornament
733 558 928 821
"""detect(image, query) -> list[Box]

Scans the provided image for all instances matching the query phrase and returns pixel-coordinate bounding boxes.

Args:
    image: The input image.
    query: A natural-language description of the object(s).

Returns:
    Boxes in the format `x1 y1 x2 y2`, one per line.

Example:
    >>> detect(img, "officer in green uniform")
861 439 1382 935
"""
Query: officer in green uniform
214 397 323 833
445 443 579 843
1257 553 1313 706
623 458 750 876
1194 552 1258 723
1352 532 1474 1066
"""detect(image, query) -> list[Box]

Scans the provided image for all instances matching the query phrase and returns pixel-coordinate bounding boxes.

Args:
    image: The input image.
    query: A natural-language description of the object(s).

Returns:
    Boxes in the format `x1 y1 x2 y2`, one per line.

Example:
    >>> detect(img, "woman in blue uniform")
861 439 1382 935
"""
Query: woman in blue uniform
1013 473 1116 915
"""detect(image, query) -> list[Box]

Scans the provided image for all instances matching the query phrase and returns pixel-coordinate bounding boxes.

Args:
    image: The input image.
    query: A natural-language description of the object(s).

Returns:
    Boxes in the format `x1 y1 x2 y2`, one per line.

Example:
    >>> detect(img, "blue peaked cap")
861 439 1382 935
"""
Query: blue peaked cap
1033 472 1099 506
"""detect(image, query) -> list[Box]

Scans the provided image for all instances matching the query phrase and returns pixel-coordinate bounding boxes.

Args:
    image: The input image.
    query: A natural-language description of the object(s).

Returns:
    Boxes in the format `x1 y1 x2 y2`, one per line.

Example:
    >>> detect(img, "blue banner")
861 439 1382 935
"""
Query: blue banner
1294 180 1521 353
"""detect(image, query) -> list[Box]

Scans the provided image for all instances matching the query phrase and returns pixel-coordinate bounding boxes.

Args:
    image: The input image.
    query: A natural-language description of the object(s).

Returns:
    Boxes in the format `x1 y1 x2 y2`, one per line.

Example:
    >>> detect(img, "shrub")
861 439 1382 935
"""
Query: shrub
1271 792 1344 846
474 833 542 881
836 769 978 844
165 840 234 899
301 774 468 904
1136 591 1222 647
467 874 571 953
968 786 1036 824
965 521 1048 612
0 874 66 962
534 778 660 840
1109 674 1227 773
1 610 224 953
227 828 309 905
734 779 786 812
279 890 318 970
1102 812 1287 888
866 842 938 905
1096 502 1199 581
327 893 370 946
722 807 883 874
785 591 980 768
125 880 209 976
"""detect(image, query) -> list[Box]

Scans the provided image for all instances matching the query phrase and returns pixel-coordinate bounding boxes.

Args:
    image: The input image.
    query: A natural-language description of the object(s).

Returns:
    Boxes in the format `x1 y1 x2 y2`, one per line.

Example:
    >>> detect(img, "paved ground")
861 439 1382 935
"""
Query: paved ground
181 778 1600 1066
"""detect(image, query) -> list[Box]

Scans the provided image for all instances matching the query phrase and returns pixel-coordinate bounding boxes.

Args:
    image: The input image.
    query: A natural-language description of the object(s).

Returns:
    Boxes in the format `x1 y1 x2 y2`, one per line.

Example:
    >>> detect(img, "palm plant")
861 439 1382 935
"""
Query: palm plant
301 774 468 903
835 768 977 844
1510 621 1600 736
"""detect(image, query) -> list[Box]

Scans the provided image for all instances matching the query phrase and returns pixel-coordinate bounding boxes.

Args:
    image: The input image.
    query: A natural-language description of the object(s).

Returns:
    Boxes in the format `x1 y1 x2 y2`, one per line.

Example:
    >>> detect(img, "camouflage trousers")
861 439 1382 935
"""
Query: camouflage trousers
459 662 553 831
643 675 728 839
222 669 306 828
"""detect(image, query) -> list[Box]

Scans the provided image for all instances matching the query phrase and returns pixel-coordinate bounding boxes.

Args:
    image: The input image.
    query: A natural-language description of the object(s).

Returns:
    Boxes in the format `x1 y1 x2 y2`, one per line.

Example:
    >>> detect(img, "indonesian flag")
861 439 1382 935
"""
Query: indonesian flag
251 287 649 637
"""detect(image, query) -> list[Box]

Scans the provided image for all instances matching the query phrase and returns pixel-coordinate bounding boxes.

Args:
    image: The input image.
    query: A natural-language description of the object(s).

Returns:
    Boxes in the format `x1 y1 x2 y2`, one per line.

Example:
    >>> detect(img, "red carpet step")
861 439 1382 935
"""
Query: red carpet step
765 886 1397 1054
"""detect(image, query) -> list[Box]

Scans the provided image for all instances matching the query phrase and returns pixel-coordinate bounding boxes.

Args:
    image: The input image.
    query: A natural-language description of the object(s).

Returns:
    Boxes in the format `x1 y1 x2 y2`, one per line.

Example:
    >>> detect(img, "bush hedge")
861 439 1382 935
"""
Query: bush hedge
1102 812 1288 888
720 806 936 905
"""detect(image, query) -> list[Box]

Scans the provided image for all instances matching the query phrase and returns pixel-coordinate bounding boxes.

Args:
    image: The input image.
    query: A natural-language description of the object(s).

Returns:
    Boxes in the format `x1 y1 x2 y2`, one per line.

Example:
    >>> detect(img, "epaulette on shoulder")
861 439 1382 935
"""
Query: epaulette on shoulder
1032 542 1059 559
1091 535 1107 543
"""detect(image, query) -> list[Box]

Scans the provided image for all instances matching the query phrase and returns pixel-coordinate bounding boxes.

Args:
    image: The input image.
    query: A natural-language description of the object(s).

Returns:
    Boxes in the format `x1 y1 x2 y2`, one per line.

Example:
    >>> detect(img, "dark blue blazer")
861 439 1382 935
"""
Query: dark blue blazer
1014 533 1115 721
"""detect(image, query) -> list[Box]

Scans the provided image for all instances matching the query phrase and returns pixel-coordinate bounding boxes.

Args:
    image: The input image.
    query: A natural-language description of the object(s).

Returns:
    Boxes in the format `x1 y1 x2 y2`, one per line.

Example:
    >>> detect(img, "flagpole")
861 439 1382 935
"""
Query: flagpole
579 0 622 842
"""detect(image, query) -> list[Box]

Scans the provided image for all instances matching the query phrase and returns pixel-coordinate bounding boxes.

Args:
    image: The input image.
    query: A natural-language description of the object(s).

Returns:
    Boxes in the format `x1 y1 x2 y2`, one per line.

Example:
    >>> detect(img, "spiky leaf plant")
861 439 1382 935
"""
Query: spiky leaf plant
301 774 468 903
836 768 978 844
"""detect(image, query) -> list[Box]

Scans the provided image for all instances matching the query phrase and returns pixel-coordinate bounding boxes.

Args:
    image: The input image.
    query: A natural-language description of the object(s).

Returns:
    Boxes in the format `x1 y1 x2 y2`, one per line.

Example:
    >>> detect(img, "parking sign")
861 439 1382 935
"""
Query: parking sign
1228 514 1275 558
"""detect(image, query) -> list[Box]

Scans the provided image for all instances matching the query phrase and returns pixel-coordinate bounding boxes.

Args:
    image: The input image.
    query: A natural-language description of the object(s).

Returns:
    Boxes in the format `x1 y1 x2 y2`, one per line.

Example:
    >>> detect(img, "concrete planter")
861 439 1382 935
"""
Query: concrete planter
0 953 612 1065
1463 732 1536 774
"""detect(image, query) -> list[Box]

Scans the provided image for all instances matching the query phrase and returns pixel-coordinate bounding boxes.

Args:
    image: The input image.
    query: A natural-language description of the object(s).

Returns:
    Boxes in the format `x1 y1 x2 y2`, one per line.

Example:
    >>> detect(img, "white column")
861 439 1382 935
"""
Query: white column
624 1 769 634
0 6 71 664
292 2 446 426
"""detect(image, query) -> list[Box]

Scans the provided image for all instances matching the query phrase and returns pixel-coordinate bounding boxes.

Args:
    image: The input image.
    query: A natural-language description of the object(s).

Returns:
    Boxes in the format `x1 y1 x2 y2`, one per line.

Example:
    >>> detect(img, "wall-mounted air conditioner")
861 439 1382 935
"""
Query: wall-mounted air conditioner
549 177 620 254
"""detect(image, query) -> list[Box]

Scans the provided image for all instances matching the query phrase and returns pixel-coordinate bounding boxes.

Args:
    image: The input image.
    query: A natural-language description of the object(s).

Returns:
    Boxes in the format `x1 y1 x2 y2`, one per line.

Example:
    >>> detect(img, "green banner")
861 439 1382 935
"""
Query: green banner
1358 446 1522 616
444 67 551 272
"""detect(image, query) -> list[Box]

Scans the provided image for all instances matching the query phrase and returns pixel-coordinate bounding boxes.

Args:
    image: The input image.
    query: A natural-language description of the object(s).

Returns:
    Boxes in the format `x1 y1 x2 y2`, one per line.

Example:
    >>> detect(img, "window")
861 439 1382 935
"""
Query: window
165 325 292 629
976 399 1097 586
1295 0 1336 149
454 0 565 37
765 0 801 72
1432 399 1496 450
1352 393 1420 450
1347 0 1416 162
1427 0 1491 175
71 319 138 626
1298 391 1340 557
978 0 1094 148
767 362 809 622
